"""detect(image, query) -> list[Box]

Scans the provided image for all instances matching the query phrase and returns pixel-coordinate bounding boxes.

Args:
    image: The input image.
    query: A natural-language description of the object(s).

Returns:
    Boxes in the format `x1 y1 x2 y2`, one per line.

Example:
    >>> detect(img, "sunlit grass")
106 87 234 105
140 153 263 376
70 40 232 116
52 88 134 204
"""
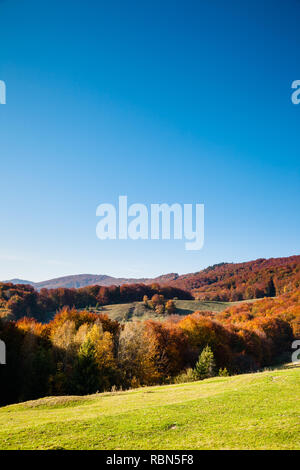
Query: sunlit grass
0 364 299 450
98 299 238 322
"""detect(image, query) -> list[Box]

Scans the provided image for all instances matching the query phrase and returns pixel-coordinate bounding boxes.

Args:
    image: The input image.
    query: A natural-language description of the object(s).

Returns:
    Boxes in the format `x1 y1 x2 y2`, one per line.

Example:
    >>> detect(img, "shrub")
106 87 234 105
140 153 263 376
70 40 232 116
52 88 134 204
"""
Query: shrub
218 367 229 377
173 368 196 384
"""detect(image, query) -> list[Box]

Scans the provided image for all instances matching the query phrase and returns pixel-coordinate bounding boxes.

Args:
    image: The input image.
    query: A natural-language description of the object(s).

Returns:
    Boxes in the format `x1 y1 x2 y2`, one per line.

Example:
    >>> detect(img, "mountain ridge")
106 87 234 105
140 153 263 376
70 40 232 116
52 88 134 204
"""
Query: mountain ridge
3 272 180 290
3 255 299 299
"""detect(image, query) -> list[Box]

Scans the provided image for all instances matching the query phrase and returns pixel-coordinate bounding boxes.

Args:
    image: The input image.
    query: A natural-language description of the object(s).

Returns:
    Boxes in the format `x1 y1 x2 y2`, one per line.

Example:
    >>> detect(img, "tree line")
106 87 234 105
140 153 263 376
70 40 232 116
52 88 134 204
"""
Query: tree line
0 282 193 321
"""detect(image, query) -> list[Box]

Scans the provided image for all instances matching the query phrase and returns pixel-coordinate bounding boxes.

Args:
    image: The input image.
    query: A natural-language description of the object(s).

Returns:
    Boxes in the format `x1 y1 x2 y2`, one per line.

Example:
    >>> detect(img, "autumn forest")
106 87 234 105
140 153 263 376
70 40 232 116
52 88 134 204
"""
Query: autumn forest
0 255 299 407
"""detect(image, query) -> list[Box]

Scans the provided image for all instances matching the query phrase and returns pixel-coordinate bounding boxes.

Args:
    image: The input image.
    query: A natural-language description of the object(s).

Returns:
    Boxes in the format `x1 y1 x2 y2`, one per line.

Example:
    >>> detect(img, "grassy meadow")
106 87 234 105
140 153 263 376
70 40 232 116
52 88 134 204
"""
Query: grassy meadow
1 298 257 323
0 364 299 450
97 299 240 322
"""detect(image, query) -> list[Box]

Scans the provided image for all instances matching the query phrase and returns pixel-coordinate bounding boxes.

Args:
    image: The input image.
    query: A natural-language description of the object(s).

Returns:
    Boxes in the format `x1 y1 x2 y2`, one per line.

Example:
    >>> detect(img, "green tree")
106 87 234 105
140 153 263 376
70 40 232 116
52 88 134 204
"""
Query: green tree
193 345 216 380
72 339 100 394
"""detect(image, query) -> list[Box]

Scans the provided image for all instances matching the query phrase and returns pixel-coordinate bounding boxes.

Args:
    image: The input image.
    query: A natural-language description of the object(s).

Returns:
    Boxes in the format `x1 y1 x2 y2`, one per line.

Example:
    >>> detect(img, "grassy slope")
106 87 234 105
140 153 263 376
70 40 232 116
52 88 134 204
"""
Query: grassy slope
1 299 258 323
98 299 241 322
0 364 299 450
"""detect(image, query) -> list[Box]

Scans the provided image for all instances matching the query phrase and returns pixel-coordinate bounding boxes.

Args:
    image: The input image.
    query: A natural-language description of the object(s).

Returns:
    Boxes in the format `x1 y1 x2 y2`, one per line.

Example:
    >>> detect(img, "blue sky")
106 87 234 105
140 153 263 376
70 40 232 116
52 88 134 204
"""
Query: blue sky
0 0 299 281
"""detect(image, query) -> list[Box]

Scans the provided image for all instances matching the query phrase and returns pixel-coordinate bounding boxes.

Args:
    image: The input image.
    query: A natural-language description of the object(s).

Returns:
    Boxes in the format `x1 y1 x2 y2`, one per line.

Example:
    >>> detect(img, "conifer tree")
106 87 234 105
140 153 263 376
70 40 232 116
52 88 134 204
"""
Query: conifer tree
193 345 216 380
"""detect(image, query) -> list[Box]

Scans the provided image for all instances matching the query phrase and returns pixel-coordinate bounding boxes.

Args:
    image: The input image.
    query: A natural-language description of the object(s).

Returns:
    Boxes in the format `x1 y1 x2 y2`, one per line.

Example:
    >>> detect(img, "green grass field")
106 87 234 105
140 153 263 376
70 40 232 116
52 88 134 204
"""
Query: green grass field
0 364 299 450
97 299 240 322
1 299 257 323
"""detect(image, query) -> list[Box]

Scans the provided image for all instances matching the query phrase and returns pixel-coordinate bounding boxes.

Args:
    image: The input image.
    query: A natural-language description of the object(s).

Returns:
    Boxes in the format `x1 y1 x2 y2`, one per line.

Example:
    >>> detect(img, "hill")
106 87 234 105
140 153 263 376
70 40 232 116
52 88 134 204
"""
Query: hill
4 255 299 301
3 273 179 290
216 288 300 337
3 278 35 286
0 364 299 450
100 299 244 322
0 282 192 322
169 255 300 300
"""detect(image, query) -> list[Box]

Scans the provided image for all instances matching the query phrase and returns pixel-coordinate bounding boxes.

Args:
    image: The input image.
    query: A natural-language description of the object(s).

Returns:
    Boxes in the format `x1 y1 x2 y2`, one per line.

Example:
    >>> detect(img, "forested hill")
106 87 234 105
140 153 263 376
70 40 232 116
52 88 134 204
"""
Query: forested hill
0 282 192 321
4 254 299 302
3 273 179 291
167 255 300 301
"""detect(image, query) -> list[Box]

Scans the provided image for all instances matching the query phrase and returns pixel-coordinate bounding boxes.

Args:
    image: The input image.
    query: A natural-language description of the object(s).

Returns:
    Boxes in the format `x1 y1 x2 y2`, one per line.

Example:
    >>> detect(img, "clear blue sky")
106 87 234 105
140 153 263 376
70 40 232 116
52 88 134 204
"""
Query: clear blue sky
0 0 299 281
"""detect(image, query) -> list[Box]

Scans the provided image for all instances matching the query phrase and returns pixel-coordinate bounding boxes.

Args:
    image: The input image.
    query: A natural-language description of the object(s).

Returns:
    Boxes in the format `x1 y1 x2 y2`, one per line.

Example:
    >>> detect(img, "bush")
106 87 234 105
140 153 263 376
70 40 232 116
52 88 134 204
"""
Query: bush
218 367 229 377
173 368 196 384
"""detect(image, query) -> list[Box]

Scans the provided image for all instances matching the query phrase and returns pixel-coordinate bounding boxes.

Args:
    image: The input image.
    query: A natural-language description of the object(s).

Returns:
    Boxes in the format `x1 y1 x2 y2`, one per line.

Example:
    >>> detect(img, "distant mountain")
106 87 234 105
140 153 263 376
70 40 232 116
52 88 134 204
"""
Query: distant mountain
3 278 36 286
3 255 299 300
3 273 179 291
